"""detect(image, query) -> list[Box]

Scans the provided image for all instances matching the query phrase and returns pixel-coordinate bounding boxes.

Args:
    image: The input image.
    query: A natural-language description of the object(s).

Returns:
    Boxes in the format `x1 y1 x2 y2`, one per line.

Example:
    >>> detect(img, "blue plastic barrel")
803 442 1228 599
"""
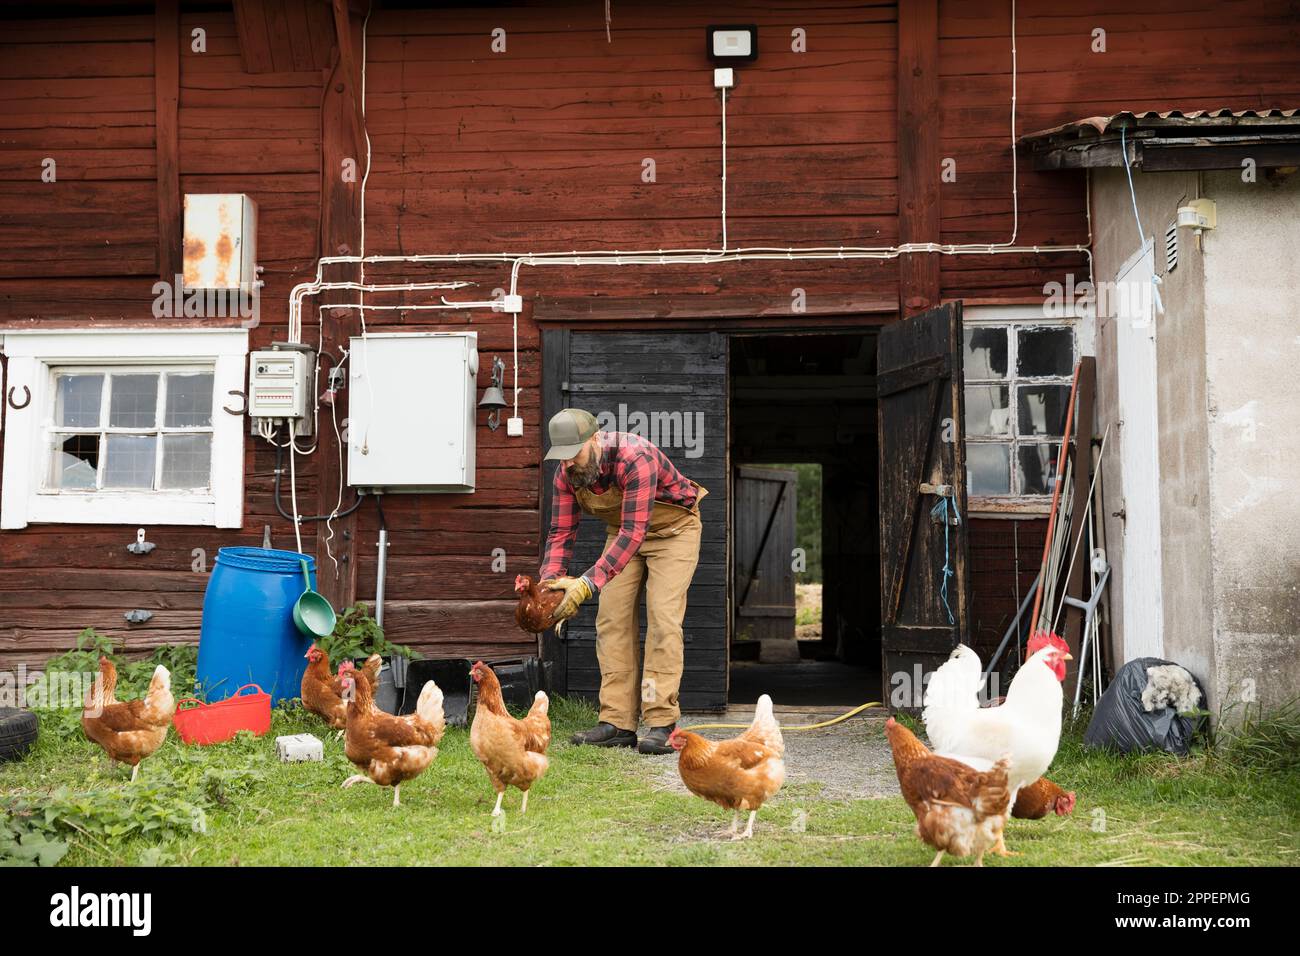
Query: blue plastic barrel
197 548 318 705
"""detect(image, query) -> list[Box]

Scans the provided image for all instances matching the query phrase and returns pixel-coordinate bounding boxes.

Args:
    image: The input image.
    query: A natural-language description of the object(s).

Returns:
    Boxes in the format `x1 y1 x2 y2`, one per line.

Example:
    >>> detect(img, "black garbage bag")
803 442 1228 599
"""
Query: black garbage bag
1084 657 1209 755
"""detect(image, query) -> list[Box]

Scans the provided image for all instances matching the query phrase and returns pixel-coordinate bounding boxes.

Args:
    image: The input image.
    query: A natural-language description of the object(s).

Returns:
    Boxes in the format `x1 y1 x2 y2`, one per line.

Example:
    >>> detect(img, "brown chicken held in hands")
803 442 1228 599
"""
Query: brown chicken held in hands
339 660 445 807
885 717 1011 867
668 694 785 839
82 657 176 781
513 575 565 634
469 661 551 816
1012 776 1076 819
302 646 381 730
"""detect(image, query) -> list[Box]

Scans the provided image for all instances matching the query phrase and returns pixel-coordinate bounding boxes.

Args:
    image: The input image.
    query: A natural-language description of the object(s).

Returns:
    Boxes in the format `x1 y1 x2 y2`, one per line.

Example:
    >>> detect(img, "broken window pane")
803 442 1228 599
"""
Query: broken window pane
109 374 158 428
103 435 156 488
165 372 214 428
1018 443 1059 495
49 434 99 489
56 374 102 428
1017 384 1071 437
161 434 211 489
965 385 1011 437
964 327 1008 379
1017 327 1073 377
967 442 1010 495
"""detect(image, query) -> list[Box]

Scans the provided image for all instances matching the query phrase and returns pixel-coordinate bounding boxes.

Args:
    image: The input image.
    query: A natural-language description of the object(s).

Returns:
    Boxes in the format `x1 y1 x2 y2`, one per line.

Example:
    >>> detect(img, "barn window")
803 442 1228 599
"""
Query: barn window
963 311 1082 506
46 367 216 492
0 329 247 528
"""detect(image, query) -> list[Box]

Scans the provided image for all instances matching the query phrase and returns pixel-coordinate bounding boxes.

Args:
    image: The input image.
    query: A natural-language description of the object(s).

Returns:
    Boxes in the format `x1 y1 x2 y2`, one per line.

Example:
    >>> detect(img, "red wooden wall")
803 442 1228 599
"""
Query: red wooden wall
1 0 1297 671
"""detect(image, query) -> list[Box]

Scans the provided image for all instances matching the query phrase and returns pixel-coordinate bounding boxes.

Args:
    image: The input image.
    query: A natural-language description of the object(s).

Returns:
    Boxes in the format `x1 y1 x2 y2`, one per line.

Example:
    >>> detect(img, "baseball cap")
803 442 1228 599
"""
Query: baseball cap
544 408 600 461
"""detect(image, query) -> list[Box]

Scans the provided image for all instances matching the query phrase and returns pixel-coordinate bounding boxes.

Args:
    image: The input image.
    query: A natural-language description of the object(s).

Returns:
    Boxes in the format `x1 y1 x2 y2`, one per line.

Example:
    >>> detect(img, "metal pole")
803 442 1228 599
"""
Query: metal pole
1029 363 1082 633
375 527 388 628
983 569 1042 681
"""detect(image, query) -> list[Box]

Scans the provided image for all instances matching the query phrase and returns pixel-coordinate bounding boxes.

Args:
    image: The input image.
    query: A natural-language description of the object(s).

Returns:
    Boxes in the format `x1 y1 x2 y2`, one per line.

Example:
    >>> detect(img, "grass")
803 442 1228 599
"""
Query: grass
2 694 1297 867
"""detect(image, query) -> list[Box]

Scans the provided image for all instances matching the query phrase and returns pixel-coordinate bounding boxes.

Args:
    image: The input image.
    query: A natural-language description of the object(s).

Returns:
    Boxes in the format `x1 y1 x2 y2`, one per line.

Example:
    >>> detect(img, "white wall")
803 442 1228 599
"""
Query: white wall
1200 170 1300 719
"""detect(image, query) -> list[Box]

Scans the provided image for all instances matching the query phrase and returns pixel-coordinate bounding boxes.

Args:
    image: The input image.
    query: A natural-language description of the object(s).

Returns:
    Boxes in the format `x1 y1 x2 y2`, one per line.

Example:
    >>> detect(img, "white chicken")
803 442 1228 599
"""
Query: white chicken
921 631 1072 855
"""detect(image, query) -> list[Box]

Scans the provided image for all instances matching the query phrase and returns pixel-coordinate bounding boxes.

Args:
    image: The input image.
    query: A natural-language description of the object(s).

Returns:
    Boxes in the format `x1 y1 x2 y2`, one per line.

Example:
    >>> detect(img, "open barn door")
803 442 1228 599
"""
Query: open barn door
877 302 970 711
540 329 728 712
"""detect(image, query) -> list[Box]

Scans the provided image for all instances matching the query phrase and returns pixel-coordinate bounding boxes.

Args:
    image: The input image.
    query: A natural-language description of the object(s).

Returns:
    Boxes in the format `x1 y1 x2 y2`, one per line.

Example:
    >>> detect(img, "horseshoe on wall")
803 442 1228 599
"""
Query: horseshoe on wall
7 385 30 410
223 389 248 416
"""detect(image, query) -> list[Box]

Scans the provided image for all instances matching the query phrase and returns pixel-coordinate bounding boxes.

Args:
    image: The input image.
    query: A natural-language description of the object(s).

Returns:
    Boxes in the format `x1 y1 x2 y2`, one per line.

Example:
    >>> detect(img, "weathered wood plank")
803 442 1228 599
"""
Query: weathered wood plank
155 0 181 281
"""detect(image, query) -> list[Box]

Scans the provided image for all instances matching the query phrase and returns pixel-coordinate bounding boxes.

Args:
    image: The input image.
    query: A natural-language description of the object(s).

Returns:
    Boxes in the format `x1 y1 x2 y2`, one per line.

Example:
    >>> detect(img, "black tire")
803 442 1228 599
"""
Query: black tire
0 707 39 762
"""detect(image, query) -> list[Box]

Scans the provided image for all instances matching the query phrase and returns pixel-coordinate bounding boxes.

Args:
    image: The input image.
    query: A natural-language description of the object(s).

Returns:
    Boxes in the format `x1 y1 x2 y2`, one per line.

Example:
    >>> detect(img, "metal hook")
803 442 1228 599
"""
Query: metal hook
7 385 30 409
223 389 247 415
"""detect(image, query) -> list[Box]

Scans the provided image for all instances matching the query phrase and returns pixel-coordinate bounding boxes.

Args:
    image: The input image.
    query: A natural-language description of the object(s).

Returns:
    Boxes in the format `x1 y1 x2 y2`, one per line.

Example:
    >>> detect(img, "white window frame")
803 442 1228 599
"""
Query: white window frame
1 328 247 528
963 304 1092 516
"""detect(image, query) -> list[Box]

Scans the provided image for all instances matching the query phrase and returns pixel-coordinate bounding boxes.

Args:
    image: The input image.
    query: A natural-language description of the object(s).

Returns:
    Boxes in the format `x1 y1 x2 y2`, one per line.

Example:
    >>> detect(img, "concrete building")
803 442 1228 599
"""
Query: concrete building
1023 111 1300 720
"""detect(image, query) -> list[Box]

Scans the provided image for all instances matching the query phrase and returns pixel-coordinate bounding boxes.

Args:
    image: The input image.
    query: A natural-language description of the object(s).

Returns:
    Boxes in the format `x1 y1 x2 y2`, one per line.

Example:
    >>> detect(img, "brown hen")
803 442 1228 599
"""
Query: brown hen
469 660 551 816
1012 776 1076 819
82 657 176 781
885 717 1011 867
668 694 785 839
513 575 565 634
302 647 382 730
339 660 445 807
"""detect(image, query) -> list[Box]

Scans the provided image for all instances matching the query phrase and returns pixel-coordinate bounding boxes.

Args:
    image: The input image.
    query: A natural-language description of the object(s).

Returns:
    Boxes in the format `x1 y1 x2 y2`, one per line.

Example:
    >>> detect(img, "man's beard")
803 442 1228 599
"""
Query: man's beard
567 449 601 489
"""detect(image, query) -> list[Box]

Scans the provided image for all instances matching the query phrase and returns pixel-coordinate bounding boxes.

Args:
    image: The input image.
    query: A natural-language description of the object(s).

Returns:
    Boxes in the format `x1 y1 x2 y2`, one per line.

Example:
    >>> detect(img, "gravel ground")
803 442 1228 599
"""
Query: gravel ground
647 708 899 801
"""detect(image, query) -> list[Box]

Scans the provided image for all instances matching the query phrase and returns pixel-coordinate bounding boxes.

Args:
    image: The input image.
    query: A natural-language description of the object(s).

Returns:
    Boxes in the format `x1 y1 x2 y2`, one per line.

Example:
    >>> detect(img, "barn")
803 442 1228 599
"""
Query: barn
1 0 1297 718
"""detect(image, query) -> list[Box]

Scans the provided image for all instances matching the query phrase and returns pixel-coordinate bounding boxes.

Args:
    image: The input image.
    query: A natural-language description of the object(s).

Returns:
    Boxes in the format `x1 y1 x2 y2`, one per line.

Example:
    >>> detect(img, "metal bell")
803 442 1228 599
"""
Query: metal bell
478 385 507 409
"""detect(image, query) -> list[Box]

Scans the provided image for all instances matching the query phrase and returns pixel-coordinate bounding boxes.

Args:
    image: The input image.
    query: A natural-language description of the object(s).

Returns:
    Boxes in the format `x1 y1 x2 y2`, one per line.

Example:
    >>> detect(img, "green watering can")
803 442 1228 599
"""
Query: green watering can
293 559 337 638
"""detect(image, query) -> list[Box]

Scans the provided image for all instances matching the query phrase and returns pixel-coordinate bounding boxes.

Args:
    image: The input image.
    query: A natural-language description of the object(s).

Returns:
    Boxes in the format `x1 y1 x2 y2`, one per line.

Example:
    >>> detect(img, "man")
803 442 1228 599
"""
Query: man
538 408 707 755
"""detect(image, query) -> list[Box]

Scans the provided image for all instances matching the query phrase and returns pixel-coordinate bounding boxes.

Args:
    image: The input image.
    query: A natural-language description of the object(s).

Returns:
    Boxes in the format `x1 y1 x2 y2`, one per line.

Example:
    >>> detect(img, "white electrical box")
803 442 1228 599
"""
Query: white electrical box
248 348 313 422
183 193 257 290
347 332 478 492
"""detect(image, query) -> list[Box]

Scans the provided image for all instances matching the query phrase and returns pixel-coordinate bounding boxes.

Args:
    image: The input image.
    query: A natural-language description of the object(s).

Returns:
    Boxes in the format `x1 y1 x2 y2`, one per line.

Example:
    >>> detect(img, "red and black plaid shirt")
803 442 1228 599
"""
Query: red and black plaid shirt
539 431 697 590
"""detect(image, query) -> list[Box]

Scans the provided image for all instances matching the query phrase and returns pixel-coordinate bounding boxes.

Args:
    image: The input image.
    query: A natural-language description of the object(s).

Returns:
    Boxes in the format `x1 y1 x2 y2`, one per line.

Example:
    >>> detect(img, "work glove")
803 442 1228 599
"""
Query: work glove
543 575 595 622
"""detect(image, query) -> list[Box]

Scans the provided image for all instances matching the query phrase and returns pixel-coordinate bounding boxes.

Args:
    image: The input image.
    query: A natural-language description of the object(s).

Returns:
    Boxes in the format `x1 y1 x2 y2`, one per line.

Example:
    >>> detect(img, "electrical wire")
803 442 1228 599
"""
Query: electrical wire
288 419 303 556
720 85 728 251
322 381 345 576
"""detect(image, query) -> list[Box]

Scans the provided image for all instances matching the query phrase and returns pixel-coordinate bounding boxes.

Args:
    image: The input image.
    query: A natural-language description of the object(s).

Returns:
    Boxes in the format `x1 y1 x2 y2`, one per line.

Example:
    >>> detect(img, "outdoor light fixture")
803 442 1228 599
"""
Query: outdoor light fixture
1177 198 1217 232
707 25 757 63
478 356 508 431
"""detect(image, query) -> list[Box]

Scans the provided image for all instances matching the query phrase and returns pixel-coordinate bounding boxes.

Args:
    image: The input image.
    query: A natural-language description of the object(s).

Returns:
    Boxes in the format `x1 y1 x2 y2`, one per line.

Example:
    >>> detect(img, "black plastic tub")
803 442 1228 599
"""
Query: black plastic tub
394 657 552 724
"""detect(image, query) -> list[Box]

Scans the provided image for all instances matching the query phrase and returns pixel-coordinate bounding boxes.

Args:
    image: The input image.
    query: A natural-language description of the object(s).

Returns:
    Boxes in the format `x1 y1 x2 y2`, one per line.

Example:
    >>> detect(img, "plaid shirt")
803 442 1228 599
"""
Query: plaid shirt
539 431 697 590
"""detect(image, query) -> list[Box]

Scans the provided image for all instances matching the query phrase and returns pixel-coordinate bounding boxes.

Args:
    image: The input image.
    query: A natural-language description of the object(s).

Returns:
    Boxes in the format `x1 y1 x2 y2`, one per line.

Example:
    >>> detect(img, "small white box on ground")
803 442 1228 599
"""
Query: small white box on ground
276 733 324 762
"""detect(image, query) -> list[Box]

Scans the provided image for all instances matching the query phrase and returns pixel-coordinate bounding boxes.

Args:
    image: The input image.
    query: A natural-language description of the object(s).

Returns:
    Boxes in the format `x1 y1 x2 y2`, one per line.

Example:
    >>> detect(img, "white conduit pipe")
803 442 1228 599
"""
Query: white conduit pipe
288 0 1078 434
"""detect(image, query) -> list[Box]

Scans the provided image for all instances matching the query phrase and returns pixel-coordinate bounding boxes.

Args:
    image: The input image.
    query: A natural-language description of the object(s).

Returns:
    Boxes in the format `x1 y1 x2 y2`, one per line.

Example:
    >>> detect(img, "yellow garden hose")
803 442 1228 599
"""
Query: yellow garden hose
682 700 884 733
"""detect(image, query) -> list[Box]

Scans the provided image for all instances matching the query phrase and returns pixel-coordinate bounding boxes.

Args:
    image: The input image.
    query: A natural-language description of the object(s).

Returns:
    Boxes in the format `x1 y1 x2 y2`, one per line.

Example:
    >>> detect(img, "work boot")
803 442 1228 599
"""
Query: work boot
637 723 676 755
570 722 637 748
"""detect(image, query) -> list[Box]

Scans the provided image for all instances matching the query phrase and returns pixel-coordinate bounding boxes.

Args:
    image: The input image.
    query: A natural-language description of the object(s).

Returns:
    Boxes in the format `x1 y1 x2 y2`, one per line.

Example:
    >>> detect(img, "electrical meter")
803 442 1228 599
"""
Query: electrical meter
248 346 314 432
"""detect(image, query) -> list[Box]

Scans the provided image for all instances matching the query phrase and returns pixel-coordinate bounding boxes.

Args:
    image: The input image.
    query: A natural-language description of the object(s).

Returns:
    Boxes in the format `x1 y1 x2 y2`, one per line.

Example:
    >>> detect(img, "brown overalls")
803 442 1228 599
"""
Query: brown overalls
573 480 708 730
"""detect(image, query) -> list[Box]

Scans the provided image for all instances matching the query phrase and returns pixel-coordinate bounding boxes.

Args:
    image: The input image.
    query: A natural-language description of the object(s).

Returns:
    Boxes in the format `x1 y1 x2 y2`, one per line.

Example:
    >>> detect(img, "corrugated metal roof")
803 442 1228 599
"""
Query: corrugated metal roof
1021 109 1300 145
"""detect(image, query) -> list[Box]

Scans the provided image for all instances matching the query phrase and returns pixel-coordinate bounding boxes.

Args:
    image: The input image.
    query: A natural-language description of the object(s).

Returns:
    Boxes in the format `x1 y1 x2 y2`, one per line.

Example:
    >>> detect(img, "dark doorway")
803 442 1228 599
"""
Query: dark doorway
728 332 881 707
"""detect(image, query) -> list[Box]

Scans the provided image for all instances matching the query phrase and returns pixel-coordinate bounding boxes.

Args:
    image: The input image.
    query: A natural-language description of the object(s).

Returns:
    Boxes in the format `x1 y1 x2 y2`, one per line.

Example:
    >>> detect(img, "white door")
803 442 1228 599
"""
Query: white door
1114 243 1164 660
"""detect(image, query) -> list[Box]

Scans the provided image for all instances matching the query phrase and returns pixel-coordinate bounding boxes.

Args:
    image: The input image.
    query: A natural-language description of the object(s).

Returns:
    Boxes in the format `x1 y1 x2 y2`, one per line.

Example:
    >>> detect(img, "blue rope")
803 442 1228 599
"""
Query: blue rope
931 494 962 626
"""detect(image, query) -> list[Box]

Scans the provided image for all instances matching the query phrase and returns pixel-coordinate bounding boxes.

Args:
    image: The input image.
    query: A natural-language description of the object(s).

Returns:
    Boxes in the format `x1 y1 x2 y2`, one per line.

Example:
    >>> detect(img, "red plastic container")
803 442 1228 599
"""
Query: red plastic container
173 683 272 745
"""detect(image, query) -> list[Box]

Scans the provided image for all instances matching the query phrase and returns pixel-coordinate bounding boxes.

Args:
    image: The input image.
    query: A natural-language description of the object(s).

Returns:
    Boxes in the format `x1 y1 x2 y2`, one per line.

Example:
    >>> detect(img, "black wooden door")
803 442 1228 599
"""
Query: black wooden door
540 329 728 712
732 465 797 645
876 302 970 711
